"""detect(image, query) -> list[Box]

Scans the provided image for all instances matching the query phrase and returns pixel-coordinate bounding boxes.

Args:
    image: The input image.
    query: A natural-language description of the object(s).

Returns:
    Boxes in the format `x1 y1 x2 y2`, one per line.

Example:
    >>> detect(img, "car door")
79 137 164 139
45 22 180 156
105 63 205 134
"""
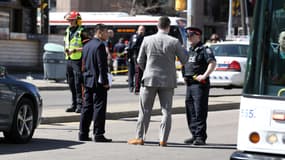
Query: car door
0 77 16 126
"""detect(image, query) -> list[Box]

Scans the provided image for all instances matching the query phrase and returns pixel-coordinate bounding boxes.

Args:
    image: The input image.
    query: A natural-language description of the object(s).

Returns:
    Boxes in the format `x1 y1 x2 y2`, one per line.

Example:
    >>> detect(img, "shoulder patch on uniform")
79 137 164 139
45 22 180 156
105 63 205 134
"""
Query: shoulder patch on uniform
206 48 212 54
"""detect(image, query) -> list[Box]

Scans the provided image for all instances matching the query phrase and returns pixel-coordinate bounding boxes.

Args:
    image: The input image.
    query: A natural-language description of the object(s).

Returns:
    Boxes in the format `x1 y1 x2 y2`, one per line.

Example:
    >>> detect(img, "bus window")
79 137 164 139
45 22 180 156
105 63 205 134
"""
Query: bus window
47 13 187 50
266 1 285 96
169 26 184 45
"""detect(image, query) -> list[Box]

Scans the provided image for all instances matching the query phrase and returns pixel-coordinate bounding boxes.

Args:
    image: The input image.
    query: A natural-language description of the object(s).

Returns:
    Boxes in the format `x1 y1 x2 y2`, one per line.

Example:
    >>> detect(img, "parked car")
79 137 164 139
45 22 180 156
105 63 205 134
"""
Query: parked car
0 66 42 143
209 41 249 88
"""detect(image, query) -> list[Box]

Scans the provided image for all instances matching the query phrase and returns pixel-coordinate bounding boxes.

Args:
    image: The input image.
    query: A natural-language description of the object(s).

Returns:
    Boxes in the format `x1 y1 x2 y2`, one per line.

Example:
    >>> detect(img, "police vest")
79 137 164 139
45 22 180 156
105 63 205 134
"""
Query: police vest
184 46 208 76
64 26 83 60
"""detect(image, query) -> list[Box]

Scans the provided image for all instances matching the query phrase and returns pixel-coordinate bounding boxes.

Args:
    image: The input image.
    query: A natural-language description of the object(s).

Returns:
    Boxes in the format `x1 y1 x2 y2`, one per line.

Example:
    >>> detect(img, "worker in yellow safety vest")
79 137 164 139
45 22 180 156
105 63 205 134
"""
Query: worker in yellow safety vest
64 11 90 113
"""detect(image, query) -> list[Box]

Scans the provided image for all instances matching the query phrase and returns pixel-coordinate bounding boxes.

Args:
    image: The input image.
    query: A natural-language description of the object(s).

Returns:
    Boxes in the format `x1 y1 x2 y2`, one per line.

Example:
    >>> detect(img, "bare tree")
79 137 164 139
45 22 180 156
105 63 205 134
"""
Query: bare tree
130 0 177 16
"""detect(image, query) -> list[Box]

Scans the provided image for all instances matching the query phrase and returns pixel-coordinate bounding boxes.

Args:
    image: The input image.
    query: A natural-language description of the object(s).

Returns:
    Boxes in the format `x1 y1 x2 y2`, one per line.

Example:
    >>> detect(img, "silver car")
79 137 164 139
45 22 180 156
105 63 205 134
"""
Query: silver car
0 66 42 143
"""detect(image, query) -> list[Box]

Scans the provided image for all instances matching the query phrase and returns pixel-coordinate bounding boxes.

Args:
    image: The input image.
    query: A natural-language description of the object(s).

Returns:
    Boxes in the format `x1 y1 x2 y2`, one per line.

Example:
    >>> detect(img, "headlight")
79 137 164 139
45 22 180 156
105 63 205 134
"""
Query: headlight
266 133 278 144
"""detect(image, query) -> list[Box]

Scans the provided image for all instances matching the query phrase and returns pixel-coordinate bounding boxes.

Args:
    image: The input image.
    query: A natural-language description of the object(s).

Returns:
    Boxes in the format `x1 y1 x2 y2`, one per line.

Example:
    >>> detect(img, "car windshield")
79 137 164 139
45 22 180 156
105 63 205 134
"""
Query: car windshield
210 44 249 57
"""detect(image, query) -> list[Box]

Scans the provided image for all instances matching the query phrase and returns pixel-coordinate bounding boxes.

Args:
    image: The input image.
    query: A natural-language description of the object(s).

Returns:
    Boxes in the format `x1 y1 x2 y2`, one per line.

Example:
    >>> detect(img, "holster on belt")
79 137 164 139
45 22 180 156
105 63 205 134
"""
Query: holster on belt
184 76 199 85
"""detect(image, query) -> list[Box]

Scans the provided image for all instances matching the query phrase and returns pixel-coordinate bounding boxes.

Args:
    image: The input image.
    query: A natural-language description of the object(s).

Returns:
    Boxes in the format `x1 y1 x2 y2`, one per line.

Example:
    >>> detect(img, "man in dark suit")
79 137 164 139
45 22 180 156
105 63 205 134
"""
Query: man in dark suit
79 24 112 142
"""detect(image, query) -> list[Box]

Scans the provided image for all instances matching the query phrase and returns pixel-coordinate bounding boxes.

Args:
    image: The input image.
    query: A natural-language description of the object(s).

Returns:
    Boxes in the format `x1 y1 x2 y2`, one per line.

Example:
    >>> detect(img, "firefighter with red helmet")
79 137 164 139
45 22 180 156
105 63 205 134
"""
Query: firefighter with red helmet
64 11 90 113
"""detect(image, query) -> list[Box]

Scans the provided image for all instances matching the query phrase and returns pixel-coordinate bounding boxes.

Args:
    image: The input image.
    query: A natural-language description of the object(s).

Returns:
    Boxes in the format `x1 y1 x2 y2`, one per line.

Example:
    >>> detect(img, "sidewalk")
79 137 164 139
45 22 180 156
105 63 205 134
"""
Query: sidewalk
12 73 241 124
13 73 129 90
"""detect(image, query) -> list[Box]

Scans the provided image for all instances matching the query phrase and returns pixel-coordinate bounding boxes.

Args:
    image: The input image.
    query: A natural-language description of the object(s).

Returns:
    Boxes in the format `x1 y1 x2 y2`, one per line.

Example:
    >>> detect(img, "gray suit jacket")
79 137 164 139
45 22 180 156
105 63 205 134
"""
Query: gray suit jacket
137 31 188 88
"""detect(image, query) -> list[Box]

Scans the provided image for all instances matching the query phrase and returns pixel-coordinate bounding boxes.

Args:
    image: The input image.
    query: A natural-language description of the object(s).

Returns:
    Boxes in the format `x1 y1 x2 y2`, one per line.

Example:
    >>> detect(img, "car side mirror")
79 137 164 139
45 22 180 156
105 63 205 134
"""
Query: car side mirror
0 66 7 78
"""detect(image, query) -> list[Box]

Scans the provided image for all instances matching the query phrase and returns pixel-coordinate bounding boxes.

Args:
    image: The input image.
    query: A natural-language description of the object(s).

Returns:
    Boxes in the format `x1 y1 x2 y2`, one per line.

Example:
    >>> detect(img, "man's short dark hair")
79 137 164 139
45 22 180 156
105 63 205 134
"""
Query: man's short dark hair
158 16 170 29
94 24 107 33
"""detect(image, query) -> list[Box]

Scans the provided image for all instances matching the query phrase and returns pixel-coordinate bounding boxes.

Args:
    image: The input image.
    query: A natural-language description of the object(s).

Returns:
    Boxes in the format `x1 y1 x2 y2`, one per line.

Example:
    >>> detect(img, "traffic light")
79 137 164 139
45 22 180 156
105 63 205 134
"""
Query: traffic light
175 0 186 11
39 0 49 34
232 0 240 16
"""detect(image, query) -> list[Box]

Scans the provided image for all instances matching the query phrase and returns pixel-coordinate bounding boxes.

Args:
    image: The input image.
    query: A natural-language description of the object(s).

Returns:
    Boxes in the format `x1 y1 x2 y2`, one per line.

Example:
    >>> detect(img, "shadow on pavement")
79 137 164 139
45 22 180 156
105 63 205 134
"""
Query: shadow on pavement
0 138 83 155
145 141 237 149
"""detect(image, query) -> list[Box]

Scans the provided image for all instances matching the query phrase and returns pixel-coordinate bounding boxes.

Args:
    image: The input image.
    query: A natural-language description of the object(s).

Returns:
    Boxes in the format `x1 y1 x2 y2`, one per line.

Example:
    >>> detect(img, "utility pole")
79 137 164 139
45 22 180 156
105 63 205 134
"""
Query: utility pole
240 0 247 35
187 0 192 27
228 0 233 37
40 0 49 34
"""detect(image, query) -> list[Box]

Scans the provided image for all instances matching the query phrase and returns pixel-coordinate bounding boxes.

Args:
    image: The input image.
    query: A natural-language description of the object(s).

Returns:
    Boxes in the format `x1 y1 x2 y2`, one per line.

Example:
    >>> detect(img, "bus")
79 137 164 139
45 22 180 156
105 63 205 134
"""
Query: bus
231 0 285 159
46 12 187 73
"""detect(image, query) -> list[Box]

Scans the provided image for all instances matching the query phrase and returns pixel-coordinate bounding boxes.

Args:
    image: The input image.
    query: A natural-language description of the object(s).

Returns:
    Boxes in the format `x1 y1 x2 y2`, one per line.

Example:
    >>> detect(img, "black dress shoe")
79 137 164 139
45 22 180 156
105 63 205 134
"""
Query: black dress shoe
184 137 195 144
79 133 92 141
193 139 206 145
66 106 76 112
79 137 92 141
78 133 92 141
75 107 81 113
75 107 82 113
94 135 112 142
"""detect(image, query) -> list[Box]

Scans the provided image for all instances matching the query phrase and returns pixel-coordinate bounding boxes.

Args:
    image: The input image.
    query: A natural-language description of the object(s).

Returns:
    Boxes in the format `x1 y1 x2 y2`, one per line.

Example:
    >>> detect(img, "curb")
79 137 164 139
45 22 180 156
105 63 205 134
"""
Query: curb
37 84 129 91
40 102 240 124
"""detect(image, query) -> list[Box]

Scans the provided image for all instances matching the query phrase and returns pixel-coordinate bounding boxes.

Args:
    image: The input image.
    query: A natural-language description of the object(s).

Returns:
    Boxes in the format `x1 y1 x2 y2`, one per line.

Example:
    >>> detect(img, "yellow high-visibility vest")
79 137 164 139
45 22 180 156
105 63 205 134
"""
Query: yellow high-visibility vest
64 26 83 60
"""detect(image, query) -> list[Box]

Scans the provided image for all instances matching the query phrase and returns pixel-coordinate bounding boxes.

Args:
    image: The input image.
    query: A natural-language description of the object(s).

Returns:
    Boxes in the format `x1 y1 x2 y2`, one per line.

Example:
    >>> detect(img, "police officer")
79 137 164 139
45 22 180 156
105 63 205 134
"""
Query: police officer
64 11 90 113
127 25 145 94
182 27 216 145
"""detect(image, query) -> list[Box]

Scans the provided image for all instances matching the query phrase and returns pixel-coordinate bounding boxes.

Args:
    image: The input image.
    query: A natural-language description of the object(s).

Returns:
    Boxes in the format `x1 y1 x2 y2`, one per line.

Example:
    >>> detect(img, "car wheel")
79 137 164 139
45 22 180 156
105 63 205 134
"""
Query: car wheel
4 98 36 143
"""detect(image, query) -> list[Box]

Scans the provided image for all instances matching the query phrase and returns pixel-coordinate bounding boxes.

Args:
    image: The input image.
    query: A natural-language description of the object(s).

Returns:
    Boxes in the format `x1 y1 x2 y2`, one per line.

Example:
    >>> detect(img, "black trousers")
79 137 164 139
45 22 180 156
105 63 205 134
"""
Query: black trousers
134 63 143 93
79 85 107 137
185 83 210 141
66 60 82 108
128 59 135 90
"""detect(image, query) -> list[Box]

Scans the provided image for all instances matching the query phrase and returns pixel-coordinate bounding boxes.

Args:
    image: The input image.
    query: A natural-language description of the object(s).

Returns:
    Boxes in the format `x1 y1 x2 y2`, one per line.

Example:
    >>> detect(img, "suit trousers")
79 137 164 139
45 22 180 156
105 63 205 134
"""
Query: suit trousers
135 86 174 142
79 85 107 137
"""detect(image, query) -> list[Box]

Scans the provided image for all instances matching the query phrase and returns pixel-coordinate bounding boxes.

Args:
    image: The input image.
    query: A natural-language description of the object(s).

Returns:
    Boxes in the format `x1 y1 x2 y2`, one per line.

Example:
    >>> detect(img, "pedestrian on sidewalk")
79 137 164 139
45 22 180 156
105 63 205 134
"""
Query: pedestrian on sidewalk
79 24 112 142
64 11 90 113
126 25 145 94
113 37 127 74
128 16 188 147
105 29 114 72
182 27 216 145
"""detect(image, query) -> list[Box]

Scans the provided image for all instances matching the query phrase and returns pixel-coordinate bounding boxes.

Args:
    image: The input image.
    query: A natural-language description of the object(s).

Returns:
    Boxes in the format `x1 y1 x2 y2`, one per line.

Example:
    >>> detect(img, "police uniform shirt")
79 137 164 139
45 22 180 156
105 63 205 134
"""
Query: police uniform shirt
128 34 144 57
183 41 216 78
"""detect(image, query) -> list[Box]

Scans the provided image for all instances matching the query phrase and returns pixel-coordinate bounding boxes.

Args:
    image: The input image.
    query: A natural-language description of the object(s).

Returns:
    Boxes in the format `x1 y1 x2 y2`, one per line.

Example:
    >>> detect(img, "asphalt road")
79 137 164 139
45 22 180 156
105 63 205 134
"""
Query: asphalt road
40 86 242 109
0 110 239 160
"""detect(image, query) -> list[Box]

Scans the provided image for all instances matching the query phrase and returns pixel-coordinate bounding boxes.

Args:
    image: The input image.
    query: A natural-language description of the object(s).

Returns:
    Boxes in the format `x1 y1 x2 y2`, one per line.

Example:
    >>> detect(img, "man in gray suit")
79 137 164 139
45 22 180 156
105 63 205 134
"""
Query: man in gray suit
128 16 188 147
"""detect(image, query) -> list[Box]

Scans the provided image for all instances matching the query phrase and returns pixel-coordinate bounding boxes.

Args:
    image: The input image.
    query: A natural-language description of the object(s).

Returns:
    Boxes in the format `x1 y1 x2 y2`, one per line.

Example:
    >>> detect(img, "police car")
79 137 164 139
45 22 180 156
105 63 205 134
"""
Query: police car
209 41 249 88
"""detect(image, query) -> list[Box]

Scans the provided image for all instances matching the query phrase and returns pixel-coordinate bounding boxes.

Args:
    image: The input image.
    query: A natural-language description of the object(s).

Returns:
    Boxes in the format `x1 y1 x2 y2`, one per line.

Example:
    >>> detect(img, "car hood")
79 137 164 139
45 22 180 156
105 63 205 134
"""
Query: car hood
5 75 38 92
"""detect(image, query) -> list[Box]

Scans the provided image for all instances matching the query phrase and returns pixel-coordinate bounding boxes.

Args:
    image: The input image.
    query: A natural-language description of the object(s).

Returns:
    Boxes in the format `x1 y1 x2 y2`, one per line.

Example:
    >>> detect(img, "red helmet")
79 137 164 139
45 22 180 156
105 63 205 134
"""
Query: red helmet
65 11 81 20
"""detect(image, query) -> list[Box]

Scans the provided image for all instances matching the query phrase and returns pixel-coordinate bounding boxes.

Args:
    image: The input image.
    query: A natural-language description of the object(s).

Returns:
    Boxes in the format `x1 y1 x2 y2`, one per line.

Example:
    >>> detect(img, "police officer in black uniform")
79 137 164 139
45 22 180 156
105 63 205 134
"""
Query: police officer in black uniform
126 25 145 94
182 27 216 145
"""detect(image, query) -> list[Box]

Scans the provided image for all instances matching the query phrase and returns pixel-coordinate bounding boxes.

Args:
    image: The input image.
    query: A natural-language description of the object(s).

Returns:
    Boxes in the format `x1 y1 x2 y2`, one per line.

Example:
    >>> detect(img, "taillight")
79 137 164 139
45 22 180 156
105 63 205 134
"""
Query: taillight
228 61 241 71
216 60 241 71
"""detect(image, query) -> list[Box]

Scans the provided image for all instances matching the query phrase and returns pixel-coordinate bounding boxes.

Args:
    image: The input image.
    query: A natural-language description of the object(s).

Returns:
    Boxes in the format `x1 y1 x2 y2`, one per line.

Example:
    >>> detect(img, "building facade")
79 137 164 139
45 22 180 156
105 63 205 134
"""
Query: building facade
0 0 249 71
0 0 44 71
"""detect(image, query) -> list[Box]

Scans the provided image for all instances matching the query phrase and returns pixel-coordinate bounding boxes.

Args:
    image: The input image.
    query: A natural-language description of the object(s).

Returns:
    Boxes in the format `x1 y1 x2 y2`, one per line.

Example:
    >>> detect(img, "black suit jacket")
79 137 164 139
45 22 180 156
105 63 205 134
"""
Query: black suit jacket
82 38 109 88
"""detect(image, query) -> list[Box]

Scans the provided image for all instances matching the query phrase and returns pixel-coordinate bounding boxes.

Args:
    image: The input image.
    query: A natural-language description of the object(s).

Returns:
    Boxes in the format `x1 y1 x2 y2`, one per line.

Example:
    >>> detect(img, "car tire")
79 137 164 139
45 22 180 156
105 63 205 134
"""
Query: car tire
3 98 36 143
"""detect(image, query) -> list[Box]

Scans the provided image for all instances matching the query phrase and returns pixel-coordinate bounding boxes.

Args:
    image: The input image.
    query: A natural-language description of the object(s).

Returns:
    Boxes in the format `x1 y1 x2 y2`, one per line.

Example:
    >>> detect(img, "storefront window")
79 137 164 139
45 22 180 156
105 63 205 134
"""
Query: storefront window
0 11 9 40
